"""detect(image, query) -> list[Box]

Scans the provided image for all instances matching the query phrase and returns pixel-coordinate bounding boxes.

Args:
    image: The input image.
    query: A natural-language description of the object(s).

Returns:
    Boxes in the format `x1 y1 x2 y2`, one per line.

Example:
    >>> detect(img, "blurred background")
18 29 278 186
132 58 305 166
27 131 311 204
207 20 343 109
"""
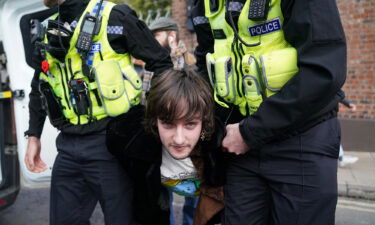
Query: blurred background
0 0 374 225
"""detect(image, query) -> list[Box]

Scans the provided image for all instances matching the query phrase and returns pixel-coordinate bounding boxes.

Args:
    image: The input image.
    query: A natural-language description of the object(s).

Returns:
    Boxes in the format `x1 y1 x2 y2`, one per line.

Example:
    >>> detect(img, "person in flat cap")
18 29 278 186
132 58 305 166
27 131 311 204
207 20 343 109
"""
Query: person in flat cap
149 17 179 32
149 17 196 69
141 17 196 106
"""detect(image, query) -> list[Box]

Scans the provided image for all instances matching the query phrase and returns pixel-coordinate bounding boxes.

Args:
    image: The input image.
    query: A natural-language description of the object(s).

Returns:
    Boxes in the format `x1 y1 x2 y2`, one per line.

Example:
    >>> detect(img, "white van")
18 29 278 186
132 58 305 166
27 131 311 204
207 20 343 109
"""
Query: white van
0 0 58 210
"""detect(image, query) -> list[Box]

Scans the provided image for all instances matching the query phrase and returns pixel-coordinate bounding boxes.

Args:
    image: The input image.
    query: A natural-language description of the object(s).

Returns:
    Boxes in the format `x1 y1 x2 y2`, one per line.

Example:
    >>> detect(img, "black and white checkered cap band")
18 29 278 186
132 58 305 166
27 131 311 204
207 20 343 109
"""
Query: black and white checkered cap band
228 2 244 12
107 26 123 35
193 16 209 25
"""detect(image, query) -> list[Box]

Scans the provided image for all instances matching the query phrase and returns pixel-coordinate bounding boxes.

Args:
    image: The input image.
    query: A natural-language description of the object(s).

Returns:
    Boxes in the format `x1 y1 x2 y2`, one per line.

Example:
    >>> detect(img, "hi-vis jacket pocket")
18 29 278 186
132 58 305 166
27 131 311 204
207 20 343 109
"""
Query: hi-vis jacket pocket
122 65 142 90
242 75 263 115
206 53 216 88
241 55 263 115
209 55 237 103
122 65 142 106
94 60 130 117
260 47 299 97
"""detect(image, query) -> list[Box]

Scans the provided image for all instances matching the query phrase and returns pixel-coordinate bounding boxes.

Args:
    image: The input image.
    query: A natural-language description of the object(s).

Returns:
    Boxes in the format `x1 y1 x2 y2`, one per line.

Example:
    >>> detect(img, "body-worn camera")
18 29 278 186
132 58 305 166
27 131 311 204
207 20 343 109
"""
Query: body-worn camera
69 79 90 115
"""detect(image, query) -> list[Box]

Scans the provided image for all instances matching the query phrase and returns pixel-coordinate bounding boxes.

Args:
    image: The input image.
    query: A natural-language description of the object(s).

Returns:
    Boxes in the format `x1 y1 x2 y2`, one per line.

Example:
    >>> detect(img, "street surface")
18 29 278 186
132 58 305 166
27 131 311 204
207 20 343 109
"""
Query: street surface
336 197 375 225
0 188 374 225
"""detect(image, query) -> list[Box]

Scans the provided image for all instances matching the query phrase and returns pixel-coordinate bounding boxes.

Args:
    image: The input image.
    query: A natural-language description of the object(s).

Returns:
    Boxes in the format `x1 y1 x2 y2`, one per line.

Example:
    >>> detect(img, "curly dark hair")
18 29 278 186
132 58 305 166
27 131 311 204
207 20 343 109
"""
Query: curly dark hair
144 68 215 140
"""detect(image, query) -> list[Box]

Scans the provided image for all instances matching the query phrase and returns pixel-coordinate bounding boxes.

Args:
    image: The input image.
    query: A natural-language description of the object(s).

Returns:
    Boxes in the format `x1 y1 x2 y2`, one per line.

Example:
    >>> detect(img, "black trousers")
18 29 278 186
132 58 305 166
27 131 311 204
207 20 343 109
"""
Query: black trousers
223 118 340 225
50 132 135 225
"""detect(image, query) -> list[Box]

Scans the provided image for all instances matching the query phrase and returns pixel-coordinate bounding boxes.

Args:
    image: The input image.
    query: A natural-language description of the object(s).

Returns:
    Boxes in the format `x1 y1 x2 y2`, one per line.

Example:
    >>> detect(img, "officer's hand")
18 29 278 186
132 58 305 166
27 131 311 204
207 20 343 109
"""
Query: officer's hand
222 123 249 155
349 103 357 112
25 136 47 173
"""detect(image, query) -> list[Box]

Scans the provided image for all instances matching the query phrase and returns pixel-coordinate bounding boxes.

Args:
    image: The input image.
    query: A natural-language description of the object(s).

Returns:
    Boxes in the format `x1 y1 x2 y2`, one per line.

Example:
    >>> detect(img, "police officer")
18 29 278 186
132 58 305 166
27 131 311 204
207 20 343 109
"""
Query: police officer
24 0 172 224
192 0 346 225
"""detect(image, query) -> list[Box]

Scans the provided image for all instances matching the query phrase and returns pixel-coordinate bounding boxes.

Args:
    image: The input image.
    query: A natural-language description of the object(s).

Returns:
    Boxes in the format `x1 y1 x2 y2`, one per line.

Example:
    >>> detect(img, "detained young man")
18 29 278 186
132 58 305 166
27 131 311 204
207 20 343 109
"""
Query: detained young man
106 69 225 225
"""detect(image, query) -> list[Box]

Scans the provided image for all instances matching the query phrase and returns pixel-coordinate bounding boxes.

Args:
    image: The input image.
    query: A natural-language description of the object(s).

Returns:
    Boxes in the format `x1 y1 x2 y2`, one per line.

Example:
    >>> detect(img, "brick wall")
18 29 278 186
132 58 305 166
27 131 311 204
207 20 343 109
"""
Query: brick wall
171 0 375 120
171 0 197 53
337 0 375 120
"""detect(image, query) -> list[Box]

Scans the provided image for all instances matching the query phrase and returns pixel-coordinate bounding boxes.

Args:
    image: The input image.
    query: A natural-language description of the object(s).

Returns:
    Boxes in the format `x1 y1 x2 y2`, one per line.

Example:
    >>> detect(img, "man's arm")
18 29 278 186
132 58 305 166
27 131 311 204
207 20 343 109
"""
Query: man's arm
340 98 356 111
340 98 351 108
239 0 347 149
191 0 214 82
25 70 46 138
108 5 173 76
24 70 47 173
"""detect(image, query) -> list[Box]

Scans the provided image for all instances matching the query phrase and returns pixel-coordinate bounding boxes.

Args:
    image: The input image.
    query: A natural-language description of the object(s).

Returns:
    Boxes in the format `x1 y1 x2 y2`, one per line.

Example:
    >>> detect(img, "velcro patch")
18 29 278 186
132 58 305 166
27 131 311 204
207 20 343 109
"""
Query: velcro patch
248 18 281 37
213 29 226 39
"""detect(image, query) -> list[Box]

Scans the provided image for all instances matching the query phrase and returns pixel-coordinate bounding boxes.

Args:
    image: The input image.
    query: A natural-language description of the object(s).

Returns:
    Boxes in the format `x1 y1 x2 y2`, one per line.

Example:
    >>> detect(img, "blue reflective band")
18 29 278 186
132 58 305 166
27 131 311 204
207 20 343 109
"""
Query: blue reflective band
248 18 282 37
107 26 123 34
90 42 101 53
228 2 244 12
193 16 209 25
85 1 106 66
87 43 101 66
91 1 107 17
70 20 78 29
87 52 94 66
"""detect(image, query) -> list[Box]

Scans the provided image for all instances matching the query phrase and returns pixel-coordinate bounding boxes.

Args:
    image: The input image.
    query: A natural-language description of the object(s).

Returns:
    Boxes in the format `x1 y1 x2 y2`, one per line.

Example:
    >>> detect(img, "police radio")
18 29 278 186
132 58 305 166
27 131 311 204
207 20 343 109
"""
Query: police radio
249 0 270 21
76 0 103 53
76 13 98 53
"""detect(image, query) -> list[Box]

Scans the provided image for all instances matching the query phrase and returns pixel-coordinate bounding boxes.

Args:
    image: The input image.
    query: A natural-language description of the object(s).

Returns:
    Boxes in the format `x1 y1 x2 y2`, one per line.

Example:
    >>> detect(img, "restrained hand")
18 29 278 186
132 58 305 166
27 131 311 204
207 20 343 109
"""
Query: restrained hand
222 123 249 155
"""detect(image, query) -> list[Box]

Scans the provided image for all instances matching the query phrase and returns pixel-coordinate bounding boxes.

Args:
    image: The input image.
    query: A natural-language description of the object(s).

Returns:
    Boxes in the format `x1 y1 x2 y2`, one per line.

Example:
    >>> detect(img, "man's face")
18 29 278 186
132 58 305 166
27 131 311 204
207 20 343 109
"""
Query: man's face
157 115 202 160
153 30 170 49
43 0 61 8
